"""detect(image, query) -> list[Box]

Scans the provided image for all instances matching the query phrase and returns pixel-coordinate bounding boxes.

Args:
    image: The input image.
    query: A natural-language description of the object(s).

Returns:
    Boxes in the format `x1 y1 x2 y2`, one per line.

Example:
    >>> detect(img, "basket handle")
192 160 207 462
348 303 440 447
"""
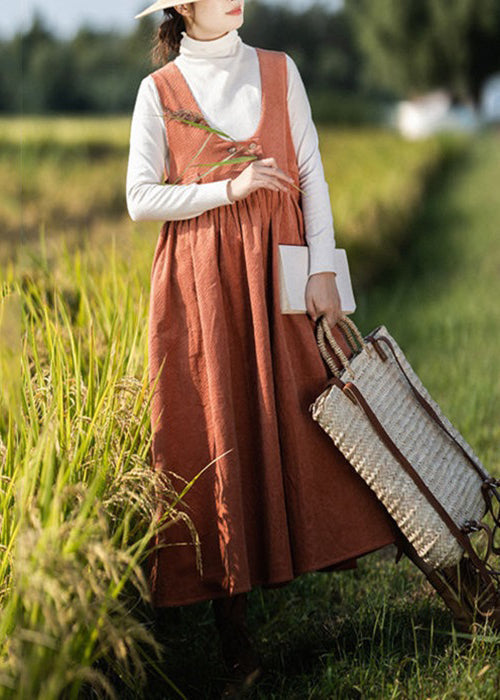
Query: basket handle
315 314 371 379
337 315 367 353
315 314 353 378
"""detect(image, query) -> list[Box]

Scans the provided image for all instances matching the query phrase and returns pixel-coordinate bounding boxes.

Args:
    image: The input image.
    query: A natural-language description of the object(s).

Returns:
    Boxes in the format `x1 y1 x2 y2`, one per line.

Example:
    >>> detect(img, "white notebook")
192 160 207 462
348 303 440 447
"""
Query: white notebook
278 244 356 314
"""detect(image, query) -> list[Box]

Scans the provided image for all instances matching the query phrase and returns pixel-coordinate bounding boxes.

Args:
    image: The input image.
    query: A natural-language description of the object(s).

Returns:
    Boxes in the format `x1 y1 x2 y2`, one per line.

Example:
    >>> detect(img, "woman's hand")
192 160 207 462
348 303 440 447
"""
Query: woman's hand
305 271 343 327
227 157 293 201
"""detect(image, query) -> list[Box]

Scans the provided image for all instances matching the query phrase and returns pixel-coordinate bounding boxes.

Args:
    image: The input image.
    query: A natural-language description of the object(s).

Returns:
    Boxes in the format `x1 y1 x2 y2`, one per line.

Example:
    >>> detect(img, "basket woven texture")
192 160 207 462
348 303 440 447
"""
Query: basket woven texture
310 321 486 569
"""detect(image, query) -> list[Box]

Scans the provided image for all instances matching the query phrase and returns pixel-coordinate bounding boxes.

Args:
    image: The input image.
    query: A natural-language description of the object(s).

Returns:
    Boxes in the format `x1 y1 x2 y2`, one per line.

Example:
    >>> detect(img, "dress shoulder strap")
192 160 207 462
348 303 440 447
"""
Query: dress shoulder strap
150 61 190 114
254 48 287 122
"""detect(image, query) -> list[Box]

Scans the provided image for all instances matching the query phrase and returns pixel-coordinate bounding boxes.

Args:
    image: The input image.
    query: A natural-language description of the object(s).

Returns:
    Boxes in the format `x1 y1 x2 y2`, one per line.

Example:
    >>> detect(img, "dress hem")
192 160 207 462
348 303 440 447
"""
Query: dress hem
150 533 397 608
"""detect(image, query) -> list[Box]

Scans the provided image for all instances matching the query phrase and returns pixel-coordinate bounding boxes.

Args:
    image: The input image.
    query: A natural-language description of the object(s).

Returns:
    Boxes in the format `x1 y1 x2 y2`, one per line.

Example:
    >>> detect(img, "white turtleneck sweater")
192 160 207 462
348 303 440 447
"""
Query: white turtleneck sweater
126 28 336 276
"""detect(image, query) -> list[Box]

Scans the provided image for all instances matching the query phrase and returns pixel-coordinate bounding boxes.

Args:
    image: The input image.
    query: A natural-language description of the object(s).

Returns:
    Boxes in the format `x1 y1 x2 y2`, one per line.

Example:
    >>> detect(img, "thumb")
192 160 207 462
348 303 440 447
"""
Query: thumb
306 298 319 323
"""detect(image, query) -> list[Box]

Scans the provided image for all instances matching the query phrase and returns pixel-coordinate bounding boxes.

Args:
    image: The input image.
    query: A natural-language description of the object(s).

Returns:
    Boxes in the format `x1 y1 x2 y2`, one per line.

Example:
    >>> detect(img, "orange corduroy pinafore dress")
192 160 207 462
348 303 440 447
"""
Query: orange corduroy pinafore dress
145 47 397 608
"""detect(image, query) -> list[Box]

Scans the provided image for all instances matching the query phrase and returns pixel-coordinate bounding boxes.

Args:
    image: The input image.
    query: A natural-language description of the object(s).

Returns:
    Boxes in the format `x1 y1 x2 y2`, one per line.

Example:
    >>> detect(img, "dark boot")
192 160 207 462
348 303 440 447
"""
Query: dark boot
212 592 263 697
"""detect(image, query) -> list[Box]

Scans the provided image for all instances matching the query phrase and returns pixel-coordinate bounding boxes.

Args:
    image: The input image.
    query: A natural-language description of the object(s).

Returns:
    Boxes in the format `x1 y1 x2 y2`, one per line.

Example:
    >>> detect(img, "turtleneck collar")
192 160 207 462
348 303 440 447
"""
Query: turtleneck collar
178 28 242 59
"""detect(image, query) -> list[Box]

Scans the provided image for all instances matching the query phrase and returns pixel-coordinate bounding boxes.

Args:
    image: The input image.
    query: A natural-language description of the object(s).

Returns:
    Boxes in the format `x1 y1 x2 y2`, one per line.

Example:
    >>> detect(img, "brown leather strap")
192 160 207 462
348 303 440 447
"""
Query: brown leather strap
367 333 490 483
482 481 500 530
327 373 492 583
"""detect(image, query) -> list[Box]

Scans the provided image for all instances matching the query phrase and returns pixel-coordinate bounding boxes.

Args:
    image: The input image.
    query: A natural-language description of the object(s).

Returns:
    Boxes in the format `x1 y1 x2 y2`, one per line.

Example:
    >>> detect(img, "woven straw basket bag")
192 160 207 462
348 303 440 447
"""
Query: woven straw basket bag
309 314 500 577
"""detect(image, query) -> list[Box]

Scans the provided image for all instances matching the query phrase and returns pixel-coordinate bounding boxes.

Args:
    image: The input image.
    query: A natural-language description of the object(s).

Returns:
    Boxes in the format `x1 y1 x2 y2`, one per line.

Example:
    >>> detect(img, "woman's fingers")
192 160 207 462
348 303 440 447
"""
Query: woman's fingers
228 156 295 200
325 312 339 327
318 303 342 327
254 163 293 192
255 158 294 184
305 293 319 323
254 171 290 192
305 273 343 327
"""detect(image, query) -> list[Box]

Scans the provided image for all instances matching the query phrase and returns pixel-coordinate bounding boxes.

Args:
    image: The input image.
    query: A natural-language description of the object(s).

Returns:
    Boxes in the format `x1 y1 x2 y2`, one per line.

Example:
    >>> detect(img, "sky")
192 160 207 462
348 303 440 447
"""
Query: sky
4 0 341 39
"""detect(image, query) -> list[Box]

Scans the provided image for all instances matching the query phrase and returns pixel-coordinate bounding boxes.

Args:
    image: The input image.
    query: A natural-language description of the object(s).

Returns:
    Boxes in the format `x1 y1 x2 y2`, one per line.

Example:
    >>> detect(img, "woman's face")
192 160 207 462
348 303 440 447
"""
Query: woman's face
178 0 244 40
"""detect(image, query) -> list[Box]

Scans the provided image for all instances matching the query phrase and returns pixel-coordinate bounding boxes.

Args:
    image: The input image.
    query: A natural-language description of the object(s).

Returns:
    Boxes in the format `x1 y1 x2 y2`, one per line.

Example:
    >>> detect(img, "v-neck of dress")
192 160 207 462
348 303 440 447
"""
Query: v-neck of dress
170 47 267 144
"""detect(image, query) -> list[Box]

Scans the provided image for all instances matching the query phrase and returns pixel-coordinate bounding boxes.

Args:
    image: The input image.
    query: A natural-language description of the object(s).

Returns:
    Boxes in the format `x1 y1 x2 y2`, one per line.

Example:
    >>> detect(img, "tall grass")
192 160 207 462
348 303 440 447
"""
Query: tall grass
0 234 204 699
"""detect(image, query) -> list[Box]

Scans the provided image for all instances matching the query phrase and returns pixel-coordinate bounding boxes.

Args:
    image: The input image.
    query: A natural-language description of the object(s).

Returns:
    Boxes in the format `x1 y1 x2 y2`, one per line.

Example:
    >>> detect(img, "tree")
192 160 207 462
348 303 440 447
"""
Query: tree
240 0 361 91
7 3 364 115
345 0 500 103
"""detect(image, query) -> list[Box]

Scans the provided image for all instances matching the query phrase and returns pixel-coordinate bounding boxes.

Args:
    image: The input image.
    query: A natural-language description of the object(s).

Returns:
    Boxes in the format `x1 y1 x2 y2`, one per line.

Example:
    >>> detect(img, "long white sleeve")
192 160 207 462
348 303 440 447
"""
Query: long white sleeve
126 77 233 222
284 54 337 276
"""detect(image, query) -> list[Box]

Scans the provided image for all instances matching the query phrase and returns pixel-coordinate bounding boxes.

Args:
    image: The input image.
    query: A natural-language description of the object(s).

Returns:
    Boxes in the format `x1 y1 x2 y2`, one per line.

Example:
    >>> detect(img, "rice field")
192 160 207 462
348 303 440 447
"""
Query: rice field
2 117 499 698
2 116 465 285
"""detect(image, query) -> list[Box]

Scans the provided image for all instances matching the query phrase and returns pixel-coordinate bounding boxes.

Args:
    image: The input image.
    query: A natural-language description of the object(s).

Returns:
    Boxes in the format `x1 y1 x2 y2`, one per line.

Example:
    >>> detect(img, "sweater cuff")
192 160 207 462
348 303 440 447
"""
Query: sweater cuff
199 178 234 208
307 241 336 277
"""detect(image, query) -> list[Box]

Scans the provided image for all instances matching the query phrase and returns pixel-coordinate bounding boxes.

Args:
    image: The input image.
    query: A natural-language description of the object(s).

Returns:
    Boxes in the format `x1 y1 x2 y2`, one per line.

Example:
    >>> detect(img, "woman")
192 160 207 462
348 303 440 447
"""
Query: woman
126 0 397 694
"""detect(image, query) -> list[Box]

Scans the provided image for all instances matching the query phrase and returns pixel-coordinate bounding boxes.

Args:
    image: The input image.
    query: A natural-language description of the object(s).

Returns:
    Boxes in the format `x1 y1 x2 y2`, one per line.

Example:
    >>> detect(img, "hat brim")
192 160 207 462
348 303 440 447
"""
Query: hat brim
134 0 201 20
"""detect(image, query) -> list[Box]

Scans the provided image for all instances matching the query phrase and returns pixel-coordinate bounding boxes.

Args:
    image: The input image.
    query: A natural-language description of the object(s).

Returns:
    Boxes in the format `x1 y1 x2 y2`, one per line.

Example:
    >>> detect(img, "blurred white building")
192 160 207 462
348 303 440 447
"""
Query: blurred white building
394 89 479 140
480 73 500 125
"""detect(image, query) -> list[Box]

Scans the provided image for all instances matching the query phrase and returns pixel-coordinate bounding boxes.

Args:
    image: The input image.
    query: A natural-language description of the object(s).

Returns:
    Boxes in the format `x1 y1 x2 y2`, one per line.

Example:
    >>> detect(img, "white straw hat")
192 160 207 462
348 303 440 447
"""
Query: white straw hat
135 0 202 20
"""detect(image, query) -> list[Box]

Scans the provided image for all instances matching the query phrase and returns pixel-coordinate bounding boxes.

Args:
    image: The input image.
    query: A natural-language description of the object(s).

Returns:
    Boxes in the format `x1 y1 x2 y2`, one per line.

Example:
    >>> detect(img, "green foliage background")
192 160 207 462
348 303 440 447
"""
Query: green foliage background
6 0 500 118
345 0 500 102
4 2 364 115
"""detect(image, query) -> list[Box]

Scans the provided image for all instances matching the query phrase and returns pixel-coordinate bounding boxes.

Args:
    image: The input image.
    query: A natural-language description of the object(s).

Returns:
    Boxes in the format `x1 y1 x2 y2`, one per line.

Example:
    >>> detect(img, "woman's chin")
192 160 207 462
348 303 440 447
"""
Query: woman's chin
229 14 244 29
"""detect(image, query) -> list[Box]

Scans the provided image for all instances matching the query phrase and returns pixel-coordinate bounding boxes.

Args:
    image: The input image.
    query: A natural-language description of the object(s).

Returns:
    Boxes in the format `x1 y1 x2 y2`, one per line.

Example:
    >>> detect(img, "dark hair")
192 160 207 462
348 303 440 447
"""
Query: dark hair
152 8 192 65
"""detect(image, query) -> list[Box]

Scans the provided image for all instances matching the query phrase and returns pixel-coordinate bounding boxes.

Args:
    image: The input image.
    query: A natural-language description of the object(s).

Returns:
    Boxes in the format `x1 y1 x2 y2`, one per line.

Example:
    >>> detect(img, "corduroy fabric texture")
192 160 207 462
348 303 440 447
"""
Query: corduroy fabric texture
145 47 397 607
